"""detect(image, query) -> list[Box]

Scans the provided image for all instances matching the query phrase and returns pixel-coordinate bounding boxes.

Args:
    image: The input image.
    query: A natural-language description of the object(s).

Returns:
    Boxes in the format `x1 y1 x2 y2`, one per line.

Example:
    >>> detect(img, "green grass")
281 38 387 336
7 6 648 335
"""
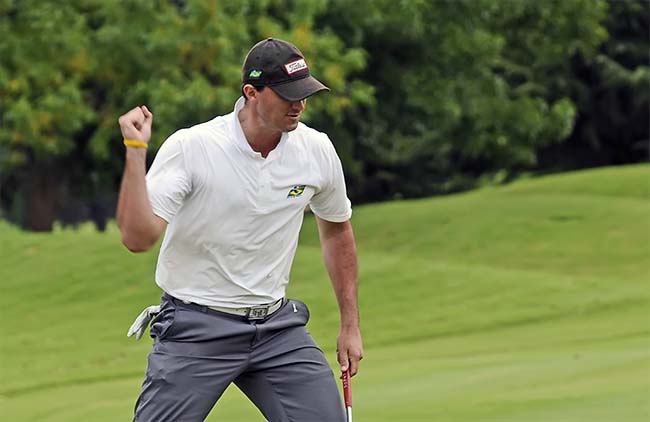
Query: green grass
1 164 648 421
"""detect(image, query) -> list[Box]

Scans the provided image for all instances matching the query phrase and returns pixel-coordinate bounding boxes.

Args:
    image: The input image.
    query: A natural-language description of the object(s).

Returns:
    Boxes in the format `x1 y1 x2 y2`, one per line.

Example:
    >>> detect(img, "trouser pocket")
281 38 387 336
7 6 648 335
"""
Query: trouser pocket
149 296 178 340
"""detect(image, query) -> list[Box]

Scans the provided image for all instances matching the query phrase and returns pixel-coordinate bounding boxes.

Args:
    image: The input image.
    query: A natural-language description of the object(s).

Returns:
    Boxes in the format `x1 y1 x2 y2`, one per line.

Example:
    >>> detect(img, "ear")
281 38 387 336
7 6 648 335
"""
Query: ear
242 84 258 101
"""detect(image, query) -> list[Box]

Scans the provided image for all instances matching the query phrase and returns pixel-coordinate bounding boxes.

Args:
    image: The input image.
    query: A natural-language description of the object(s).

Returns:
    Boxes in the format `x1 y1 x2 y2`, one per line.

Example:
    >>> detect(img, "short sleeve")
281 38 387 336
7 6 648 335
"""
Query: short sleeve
309 137 352 222
146 131 192 222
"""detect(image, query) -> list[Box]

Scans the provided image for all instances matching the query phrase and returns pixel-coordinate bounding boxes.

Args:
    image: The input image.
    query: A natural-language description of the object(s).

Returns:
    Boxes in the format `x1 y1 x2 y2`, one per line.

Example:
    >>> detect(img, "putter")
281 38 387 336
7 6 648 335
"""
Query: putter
342 369 352 422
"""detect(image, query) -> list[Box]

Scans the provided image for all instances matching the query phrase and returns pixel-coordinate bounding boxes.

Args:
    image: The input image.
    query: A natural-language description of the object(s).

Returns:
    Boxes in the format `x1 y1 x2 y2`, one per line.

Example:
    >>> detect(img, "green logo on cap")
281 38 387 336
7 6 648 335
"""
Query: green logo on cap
249 69 263 78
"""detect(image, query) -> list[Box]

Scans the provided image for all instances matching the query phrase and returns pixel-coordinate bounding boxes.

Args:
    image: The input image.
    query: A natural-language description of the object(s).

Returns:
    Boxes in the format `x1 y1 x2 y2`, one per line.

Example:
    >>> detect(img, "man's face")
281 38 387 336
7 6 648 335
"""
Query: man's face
254 87 306 133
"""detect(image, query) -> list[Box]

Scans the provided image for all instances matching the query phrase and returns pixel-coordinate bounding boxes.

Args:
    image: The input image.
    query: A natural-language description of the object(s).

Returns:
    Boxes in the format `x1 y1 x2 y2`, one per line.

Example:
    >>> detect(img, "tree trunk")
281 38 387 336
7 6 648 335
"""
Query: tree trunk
21 164 59 232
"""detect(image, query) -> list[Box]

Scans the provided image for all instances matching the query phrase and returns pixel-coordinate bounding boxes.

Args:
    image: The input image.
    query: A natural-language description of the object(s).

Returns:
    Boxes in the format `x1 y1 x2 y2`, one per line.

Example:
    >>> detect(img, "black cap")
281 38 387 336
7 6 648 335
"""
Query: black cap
242 38 330 101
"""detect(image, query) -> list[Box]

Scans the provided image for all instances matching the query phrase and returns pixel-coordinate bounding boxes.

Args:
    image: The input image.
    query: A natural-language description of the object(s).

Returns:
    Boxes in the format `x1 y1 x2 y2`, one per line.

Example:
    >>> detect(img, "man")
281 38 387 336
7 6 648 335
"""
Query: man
117 38 363 422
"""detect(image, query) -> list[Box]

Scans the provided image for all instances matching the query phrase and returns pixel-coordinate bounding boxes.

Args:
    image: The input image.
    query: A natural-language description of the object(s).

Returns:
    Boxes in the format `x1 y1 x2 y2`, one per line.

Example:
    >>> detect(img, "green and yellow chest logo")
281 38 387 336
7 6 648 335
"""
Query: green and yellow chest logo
287 185 306 198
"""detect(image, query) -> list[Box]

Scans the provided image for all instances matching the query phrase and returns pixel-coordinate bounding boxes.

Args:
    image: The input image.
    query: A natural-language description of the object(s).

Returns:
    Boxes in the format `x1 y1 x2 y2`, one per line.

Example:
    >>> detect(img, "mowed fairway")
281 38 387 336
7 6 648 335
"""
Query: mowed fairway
1 164 648 421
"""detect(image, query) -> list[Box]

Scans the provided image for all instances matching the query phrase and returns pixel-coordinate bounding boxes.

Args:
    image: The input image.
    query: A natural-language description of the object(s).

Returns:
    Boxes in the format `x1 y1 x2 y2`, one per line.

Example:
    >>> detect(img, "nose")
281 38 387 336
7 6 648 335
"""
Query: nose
290 99 306 112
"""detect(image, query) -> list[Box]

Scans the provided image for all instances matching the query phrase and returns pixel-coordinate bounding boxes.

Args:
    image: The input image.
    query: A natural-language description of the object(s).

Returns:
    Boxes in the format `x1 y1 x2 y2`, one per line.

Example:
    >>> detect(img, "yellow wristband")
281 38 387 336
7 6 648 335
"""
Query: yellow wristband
123 139 148 149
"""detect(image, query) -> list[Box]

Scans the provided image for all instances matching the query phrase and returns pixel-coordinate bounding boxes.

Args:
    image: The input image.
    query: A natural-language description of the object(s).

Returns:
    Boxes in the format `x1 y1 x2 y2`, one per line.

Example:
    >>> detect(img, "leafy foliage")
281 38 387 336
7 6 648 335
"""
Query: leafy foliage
538 0 650 168
0 0 369 230
0 0 646 229
314 0 610 201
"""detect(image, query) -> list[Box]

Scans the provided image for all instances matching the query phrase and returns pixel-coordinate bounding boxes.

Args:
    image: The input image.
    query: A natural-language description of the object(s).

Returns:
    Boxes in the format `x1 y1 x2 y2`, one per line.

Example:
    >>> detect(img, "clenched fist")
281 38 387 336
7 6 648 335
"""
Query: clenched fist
118 105 153 144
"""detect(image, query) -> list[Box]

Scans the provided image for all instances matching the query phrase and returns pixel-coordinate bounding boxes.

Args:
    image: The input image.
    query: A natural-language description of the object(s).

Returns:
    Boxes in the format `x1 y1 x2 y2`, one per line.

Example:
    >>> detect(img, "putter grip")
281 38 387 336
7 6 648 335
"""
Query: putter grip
342 369 352 407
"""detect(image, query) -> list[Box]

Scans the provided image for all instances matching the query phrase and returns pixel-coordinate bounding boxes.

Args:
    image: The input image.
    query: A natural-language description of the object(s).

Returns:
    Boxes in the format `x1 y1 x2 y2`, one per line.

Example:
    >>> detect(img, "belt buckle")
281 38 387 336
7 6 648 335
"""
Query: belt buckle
247 305 269 320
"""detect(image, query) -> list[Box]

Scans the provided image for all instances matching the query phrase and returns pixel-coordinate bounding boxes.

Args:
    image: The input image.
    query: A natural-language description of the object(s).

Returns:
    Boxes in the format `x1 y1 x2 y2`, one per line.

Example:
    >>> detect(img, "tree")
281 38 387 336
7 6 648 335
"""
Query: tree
538 0 649 169
0 0 370 231
2 0 642 229
0 1 96 230
315 0 608 201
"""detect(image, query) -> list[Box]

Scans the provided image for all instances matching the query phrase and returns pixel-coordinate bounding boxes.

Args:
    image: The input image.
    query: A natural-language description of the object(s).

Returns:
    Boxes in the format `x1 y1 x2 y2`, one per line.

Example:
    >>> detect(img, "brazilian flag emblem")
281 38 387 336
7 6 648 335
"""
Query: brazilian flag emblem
287 185 306 198
249 69 263 78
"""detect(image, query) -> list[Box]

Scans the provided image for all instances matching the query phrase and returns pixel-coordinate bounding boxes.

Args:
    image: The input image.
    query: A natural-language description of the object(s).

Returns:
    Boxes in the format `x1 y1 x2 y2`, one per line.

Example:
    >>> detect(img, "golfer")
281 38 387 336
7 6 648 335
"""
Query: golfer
117 38 363 421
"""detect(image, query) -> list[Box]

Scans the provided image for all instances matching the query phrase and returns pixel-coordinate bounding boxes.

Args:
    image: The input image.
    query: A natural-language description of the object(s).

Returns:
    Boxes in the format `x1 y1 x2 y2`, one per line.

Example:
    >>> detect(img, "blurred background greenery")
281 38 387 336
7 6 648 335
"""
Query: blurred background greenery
0 0 647 232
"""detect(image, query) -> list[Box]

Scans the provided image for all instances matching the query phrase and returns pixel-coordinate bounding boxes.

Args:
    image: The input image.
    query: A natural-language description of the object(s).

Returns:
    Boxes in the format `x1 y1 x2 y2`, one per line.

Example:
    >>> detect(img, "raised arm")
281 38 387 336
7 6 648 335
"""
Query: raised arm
315 216 364 376
116 106 167 252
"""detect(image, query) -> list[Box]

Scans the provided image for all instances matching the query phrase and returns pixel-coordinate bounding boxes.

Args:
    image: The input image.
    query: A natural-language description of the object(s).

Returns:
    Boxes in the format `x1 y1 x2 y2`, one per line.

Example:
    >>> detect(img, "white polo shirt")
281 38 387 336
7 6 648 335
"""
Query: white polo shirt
146 97 352 307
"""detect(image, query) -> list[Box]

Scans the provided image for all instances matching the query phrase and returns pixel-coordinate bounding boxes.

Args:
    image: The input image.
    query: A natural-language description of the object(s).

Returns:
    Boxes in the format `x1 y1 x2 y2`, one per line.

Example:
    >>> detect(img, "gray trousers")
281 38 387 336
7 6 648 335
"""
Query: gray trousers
133 294 345 422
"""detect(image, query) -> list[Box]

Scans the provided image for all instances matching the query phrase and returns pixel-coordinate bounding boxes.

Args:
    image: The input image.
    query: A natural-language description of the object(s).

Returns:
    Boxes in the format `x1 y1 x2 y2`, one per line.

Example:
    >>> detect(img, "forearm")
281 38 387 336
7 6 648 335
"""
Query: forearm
318 219 360 328
317 217 363 374
116 148 162 252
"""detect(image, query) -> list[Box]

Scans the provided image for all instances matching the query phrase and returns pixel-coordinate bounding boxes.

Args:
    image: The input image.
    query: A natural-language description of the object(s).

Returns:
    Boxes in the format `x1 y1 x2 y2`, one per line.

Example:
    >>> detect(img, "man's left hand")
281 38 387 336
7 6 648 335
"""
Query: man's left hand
336 326 364 377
